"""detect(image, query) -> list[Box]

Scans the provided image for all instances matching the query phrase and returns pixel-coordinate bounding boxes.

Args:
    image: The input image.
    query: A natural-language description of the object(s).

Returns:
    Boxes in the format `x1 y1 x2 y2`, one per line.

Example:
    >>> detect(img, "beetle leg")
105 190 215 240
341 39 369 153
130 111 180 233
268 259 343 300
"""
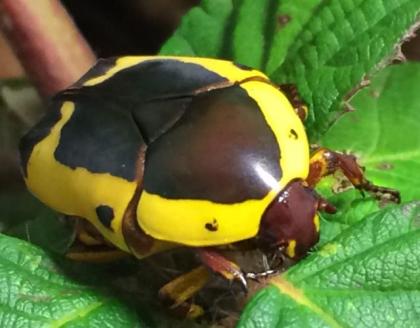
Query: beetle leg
197 248 248 292
122 196 177 259
244 247 285 282
66 249 128 262
66 217 128 262
307 147 400 203
74 217 106 246
159 266 210 319
278 83 308 122
159 248 247 319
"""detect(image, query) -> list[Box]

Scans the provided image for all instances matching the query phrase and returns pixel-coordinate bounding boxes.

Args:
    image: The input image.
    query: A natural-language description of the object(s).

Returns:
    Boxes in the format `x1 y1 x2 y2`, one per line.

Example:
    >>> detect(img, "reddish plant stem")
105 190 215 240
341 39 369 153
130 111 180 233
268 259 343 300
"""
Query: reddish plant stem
0 0 96 98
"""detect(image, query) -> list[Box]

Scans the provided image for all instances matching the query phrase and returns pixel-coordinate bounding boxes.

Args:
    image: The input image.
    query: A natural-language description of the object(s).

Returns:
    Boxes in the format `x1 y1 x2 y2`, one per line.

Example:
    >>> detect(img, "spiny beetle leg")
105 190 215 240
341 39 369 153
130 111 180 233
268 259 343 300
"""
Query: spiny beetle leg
66 217 128 262
66 249 128 262
358 181 401 204
73 216 106 246
197 248 247 292
245 246 286 282
278 83 308 122
158 266 209 319
307 147 400 203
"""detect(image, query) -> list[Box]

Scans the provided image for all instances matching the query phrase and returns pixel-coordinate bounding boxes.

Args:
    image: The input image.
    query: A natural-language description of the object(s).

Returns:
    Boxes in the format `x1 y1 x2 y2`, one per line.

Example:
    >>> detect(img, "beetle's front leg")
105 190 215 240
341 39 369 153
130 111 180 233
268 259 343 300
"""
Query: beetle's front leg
198 247 281 287
67 217 128 262
197 247 248 291
307 147 400 203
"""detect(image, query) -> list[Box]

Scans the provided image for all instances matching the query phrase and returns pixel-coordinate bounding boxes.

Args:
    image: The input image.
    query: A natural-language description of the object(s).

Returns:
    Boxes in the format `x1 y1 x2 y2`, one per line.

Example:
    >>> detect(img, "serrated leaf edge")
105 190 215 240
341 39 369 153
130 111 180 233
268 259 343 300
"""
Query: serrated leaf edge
331 18 420 138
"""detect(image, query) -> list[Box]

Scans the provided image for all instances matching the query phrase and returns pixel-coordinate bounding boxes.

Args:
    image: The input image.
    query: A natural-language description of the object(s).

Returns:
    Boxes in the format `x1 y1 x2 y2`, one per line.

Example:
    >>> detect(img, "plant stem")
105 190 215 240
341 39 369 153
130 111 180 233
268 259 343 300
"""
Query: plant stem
0 0 96 98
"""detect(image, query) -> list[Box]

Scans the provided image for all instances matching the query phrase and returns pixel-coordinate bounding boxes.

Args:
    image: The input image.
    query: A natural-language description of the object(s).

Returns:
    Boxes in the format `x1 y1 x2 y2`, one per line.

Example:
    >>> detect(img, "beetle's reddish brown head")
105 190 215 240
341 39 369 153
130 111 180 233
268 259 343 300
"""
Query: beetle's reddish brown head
257 180 335 259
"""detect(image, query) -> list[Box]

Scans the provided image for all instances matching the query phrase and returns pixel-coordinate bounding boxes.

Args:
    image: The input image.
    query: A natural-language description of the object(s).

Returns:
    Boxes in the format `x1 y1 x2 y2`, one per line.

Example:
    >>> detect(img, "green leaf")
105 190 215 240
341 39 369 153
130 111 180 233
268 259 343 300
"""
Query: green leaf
271 0 420 139
159 0 233 57
320 63 420 203
238 201 420 328
230 0 275 69
161 0 420 139
264 1 323 74
0 233 144 327
317 189 381 246
160 0 319 70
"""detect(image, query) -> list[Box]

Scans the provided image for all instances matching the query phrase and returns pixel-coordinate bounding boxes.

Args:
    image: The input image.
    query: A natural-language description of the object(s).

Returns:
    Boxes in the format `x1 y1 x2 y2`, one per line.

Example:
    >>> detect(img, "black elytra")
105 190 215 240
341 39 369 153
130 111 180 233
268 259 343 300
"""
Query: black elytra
19 102 63 177
50 59 229 181
143 85 281 204
21 58 282 205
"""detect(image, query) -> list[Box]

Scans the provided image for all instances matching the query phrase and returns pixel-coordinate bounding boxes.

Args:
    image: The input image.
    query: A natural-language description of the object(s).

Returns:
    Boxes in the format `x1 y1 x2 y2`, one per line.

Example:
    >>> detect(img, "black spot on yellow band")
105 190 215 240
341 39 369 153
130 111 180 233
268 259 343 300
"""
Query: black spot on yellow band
96 205 115 230
289 129 298 139
205 219 218 232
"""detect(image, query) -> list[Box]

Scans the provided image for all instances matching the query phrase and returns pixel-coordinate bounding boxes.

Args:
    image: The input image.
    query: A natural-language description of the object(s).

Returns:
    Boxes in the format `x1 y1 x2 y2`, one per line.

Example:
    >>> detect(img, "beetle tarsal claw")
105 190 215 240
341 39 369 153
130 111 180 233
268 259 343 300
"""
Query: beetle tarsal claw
245 269 279 282
359 182 401 204
234 271 248 292
197 248 249 291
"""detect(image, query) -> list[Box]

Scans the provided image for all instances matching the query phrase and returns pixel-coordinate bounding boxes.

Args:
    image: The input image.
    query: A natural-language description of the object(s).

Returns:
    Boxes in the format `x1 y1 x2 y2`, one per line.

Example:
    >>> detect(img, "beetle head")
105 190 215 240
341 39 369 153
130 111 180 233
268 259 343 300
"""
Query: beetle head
257 180 335 259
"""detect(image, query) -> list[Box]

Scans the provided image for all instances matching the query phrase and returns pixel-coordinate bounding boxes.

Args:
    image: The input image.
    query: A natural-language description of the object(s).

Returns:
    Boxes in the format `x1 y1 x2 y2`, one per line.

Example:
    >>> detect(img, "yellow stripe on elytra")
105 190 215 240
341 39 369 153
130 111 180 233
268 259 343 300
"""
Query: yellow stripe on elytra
138 190 278 246
314 214 320 232
271 277 342 328
25 102 136 251
138 81 309 246
286 240 297 258
240 82 309 188
82 56 267 87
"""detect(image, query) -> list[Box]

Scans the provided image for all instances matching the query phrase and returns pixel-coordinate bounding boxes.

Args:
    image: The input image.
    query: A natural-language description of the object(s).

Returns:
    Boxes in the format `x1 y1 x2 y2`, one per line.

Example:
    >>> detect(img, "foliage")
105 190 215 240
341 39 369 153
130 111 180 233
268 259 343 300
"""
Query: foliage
1 0 420 327
161 0 420 139
238 202 420 328
0 233 144 327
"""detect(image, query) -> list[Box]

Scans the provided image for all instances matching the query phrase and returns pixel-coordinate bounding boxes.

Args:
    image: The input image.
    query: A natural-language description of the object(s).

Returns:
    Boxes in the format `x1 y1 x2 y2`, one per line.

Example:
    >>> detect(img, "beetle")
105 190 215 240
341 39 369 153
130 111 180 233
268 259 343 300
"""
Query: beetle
19 56 400 317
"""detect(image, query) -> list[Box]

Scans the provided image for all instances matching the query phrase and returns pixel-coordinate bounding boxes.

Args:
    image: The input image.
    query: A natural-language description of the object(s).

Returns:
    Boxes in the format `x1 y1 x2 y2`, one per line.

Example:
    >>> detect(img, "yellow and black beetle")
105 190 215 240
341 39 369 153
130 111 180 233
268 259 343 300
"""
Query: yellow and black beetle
19 56 399 316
